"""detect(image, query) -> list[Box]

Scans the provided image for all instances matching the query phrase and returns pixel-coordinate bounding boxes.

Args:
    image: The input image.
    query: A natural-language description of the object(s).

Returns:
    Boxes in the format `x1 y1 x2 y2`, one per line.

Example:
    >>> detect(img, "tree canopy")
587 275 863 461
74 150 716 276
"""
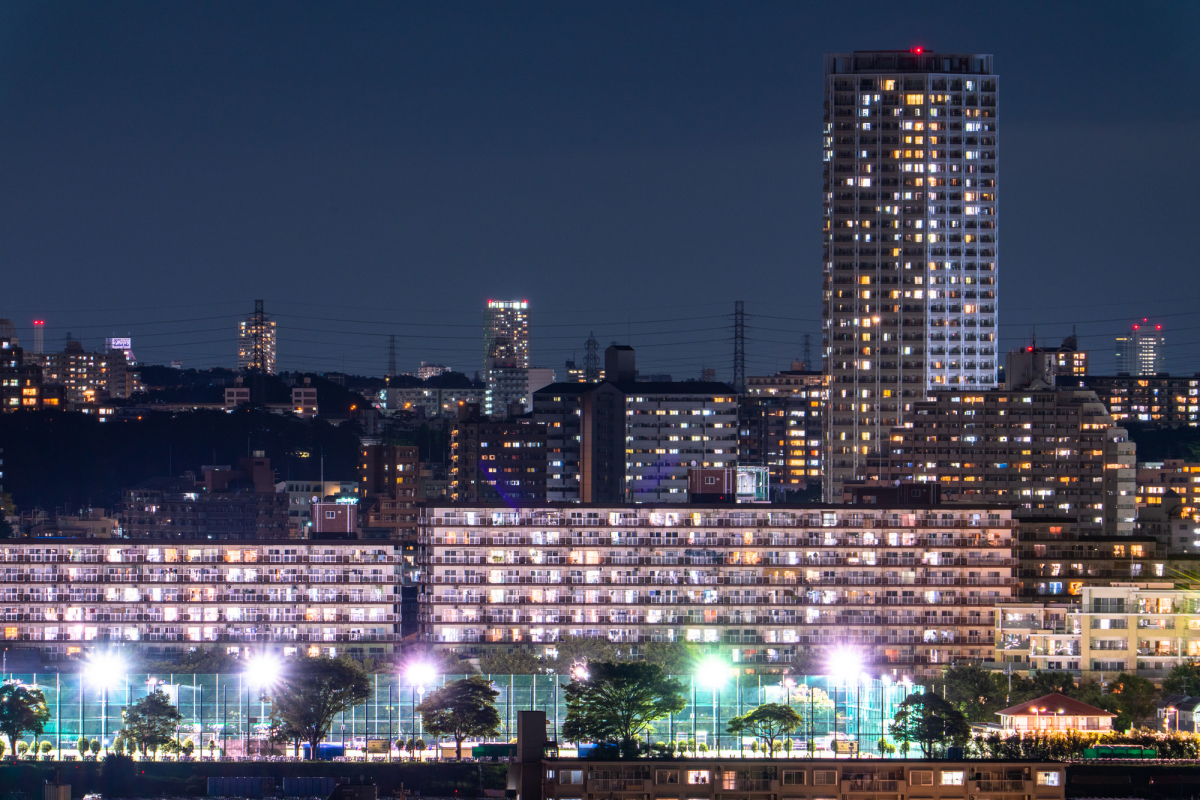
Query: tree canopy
267 655 371 759
726 702 802 753
562 661 687 758
0 681 50 751
417 675 501 760
891 692 970 758
1164 663 1200 697
121 689 182 755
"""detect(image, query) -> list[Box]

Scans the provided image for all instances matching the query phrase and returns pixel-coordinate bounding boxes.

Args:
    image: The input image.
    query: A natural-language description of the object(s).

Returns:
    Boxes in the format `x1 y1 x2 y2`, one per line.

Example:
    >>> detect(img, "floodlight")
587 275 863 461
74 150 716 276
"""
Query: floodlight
569 663 590 682
245 654 282 689
86 652 125 689
697 658 727 688
827 647 862 680
406 662 437 687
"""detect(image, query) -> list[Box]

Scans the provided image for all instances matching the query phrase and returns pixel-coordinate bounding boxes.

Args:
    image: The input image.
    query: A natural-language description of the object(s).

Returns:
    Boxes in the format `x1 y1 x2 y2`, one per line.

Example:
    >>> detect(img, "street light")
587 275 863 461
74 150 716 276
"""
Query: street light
406 662 437 758
697 658 726 757
85 653 125 755
1165 706 1179 732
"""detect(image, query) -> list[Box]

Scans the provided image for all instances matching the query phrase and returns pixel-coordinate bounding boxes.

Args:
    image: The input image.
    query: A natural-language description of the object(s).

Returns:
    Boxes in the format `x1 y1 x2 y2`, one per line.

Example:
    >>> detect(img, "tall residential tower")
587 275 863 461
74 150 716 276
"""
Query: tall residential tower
483 300 530 416
822 50 1000 500
1115 320 1164 376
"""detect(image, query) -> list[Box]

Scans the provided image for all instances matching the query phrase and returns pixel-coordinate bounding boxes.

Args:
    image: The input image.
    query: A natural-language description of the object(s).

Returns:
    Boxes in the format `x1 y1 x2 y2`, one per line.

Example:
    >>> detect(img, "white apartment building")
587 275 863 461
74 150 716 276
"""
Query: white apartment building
0 540 398 661
421 504 1016 677
823 51 1000 499
996 583 1200 680
624 386 739 503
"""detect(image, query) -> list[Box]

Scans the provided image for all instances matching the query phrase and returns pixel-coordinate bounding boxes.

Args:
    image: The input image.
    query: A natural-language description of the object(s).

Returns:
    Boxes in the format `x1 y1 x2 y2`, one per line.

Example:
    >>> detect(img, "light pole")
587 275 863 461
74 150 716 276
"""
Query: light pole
827 647 862 758
85 652 125 757
1165 706 1178 732
880 675 891 757
406 662 437 759
697 658 726 757
244 654 280 758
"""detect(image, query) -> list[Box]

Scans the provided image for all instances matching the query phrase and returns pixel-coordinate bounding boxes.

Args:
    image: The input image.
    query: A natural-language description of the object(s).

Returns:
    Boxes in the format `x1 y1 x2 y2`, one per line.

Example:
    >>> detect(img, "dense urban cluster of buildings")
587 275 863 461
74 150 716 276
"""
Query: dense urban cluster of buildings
0 48 1199 690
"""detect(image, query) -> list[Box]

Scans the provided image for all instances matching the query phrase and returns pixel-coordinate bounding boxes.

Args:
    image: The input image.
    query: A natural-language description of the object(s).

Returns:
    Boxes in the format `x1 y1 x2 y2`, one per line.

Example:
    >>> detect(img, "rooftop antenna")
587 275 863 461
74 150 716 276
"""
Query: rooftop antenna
387 335 397 381
802 333 812 371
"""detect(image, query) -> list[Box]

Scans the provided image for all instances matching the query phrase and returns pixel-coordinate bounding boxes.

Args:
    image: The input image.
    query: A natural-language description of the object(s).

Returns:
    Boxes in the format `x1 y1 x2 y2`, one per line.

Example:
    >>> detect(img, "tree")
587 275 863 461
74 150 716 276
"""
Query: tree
476 650 545 675
935 665 1005 723
0 681 50 754
1163 663 1200 697
1109 673 1158 729
121 689 183 756
552 637 621 673
641 641 700 676
726 703 802 754
890 692 970 758
417 675 501 761
268 655 370 759
562 661 687 758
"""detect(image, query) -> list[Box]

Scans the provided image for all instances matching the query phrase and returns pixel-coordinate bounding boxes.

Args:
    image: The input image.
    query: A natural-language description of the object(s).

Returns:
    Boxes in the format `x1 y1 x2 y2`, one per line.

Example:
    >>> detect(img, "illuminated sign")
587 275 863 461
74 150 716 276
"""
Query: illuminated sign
107 338 132 350
736 466 770 503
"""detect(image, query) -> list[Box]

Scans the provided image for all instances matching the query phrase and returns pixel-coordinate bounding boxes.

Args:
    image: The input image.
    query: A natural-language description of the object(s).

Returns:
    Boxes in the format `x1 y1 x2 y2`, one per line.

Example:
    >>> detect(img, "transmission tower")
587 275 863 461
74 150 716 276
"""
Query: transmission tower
583 332 600 381
387 335 397 381
251 299 266 403
802 333 812 371
733 300 745 392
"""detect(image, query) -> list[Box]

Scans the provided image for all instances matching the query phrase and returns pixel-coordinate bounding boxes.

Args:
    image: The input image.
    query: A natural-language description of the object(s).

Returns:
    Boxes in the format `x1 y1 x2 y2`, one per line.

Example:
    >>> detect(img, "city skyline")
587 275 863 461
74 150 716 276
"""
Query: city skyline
1 4 1199 378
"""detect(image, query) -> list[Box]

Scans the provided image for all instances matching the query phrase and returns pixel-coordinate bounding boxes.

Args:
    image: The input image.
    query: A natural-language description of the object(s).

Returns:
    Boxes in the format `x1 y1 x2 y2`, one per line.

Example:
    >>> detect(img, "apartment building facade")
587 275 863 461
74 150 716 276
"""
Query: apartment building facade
1081 374 1200 427
120 477 293 539
884 388 1136 535
1015 517 1166 601
739 370 827 495
420 503 1016 677
450 408 548 503
0 540 398 661
823 50 1000 499
996 583 1200 680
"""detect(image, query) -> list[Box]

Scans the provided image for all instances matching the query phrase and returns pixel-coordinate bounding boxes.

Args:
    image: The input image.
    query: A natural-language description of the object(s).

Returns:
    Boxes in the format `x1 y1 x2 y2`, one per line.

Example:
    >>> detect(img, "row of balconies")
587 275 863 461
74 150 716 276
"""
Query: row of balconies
20 631 397 644
426 594 1005 607
431 613 991 626
422 516 1015 529
0 573 392 584
428 575 1012 587
424 554 1016 567
3 611 395 623
0 553 396 564
422 535 1011 549
0 593 396 604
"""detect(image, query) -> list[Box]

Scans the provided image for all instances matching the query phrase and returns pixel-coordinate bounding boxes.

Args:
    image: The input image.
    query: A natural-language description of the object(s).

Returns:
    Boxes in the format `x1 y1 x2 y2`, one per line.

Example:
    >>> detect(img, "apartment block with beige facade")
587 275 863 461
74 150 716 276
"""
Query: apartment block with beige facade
420 504 1016 677
996 583 1200 680
0 540 398 661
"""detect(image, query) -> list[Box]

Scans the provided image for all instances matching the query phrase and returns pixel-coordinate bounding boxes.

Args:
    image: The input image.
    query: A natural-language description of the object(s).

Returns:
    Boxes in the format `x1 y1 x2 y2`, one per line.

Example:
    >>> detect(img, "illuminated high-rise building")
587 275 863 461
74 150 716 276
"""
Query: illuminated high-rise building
237 310 277 374
1115 320 1164 376
822 49 1000 500
483 300 530 415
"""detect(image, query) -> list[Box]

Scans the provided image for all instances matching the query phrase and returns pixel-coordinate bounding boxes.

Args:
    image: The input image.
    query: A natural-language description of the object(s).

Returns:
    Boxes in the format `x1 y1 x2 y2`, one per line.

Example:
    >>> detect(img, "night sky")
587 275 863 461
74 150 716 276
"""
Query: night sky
1 2 1198 378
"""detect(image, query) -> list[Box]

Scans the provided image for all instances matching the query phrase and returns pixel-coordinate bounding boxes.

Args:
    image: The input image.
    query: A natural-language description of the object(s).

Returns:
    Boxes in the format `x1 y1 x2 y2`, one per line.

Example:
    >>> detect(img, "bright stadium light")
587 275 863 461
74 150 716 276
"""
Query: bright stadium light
406 662 437 688
697 657 727 688
245 654 282 689
827 647 863 682
86 652 126 689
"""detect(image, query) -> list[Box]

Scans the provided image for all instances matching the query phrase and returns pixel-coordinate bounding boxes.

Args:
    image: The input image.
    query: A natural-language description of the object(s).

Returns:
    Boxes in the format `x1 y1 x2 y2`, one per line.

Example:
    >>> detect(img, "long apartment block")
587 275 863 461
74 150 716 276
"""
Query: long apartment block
0 540 398 661
420 504 1016 676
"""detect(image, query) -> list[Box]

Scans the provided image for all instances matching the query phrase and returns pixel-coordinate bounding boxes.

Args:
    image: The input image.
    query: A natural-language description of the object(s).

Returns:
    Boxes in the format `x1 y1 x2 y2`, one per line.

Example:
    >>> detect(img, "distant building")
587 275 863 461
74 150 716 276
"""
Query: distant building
1115 321 1164 376
417 362 449 380
525 367 556 410
120 473 292 540
884 388 1136 535
484 300 531 416
224 380 250 408
450 404 547 503
534 346 737 504
35 340 130 404
1080 374 1200 427
237 310 277 374
358 445 420 544
996 693 1114 732
739 370 826 495
276 479 358 530
0 333 57 411
291 379 318 418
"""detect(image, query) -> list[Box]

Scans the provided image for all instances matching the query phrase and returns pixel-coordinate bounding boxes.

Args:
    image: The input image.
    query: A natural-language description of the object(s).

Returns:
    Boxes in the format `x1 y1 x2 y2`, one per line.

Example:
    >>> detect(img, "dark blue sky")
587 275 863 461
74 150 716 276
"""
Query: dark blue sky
2 2 1198 377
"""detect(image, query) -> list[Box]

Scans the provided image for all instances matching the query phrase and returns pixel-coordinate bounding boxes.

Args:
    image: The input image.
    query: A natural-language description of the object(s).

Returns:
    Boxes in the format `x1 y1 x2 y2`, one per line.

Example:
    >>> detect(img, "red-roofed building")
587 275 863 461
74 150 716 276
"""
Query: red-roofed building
997 692 1115 732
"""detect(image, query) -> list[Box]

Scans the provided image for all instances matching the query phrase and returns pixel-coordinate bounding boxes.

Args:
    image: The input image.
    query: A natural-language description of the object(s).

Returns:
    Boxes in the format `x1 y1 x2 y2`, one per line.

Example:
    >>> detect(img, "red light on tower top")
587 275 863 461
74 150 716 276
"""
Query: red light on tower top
1156 325 1162 330
911 46 924 54
33 320 44 326
1133 324 1140 330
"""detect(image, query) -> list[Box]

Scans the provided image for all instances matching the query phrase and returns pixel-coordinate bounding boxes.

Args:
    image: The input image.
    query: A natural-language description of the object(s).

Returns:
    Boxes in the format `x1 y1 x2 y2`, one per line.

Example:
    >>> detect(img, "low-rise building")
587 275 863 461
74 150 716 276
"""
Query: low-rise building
1081 374 1200 428
996 692 1113 732
421 503 1016 677
0 539 398 661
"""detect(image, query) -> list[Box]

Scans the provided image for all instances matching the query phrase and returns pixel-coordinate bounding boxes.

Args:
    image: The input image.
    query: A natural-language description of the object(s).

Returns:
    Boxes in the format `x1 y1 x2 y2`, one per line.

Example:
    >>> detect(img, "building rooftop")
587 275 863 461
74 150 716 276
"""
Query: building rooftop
997 693 1114 719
